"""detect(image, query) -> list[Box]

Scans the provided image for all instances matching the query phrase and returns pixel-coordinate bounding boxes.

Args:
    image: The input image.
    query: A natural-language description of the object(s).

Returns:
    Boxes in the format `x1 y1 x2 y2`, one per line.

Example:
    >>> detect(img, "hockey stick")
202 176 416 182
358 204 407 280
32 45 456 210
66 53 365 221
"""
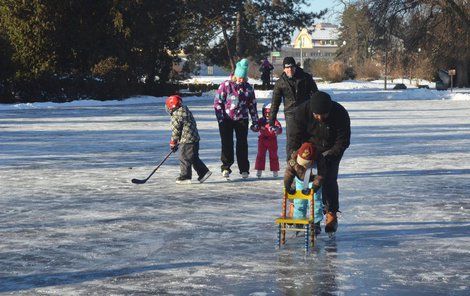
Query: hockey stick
131 150 174 184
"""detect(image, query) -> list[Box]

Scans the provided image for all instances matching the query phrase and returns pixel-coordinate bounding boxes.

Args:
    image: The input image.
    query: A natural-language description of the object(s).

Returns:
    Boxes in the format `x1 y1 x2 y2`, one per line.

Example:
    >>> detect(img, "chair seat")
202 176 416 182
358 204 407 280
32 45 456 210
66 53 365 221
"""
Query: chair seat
275 217 314 225
284 190 312 200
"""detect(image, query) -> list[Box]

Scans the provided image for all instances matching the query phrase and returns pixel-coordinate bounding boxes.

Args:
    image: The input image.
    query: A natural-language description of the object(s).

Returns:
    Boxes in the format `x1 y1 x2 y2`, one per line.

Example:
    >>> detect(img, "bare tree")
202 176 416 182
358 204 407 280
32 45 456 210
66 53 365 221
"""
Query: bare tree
367 0 469 87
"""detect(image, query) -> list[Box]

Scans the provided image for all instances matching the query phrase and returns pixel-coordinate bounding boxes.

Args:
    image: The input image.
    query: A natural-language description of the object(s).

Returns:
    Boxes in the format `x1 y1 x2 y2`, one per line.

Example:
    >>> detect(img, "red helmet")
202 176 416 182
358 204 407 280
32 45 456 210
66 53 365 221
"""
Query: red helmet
165 95 182 113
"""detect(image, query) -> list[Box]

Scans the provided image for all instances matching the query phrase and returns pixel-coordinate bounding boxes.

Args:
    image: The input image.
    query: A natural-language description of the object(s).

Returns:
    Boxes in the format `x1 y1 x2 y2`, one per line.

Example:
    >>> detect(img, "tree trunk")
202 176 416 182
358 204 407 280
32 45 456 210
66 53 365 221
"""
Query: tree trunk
221 26 235 71
235 5 244 59
456 59 469 87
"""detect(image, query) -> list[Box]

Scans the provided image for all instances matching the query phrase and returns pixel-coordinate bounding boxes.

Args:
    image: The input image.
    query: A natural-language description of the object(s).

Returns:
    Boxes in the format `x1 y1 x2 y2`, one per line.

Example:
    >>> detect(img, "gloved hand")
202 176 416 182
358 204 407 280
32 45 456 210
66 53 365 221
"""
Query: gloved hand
286 187 296 195
250 123 259 132
322 150 333 160
313 175 323 190
170 139 178 152
268 125 279 134
301 188 311 195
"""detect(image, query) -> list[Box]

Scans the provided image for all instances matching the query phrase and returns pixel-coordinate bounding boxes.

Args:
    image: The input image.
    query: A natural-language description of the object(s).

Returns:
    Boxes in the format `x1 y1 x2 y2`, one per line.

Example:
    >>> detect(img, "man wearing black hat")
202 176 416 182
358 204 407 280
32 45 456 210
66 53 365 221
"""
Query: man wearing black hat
290 91 350 235
269 56 318 159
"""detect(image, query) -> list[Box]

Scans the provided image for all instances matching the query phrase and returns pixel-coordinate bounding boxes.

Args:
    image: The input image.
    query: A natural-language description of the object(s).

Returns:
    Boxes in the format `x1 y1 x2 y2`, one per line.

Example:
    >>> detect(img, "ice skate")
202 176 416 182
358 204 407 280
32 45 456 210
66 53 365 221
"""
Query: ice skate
325 212 338 235
222 170 230 180
256 170 262 178
314 222 321 236
175 176 191 184
198 171 212 183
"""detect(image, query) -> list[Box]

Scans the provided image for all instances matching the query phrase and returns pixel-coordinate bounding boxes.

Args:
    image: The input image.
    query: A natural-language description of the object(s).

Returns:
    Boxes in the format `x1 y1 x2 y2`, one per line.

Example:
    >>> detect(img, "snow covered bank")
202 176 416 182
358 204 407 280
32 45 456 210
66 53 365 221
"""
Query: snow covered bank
2 80 468 111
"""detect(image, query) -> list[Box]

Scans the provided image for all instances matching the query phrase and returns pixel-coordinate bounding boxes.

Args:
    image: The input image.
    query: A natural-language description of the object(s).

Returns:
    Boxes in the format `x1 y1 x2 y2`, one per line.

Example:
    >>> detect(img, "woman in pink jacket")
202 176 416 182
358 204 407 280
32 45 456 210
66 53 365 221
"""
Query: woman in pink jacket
214 59 259 179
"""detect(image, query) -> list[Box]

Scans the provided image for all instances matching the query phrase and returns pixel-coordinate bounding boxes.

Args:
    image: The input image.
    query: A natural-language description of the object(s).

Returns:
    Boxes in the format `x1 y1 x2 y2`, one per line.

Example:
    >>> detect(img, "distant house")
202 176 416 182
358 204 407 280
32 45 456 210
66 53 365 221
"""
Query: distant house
172 51 231 78
197 63 231 77
271 23 340 70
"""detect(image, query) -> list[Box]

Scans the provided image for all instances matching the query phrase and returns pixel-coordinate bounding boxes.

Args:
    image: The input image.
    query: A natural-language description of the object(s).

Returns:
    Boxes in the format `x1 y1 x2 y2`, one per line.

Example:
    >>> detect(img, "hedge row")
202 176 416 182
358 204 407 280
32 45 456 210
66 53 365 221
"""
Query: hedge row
0 79 275 104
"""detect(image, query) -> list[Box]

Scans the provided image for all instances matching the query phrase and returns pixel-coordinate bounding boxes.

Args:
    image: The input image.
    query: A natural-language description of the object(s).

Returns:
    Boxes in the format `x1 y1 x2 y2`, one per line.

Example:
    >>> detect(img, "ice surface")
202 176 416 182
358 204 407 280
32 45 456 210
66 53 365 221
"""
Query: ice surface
0 83 469 295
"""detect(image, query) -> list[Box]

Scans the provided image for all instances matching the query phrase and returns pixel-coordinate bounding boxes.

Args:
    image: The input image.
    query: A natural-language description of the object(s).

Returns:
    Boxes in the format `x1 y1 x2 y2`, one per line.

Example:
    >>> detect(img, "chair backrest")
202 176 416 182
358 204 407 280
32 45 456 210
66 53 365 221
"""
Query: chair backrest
282 189 315 219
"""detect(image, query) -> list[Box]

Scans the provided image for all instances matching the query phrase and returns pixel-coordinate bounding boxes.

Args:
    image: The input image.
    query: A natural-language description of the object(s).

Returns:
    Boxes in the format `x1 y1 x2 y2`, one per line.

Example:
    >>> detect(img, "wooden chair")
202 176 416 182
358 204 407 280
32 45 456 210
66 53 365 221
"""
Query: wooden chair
275 188 315 252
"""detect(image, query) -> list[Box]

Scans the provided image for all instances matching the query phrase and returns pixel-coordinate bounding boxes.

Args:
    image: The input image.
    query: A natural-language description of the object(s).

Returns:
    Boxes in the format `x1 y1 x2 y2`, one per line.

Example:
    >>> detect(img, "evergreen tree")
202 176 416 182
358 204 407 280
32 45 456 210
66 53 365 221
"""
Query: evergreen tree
108 0 183 85
0 0 185 100
0 0 58 79
337 3 375 67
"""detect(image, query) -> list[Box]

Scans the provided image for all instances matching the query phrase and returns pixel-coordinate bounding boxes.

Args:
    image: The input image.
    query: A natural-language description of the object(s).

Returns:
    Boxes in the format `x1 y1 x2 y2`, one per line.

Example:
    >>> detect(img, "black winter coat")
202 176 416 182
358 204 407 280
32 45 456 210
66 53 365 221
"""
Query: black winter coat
289 100 350 158
269 67 318 125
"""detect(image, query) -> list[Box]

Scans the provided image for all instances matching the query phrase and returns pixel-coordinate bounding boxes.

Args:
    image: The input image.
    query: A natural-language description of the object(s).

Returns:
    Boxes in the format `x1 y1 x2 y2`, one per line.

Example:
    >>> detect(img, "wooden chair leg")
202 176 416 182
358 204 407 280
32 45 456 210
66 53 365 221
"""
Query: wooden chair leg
310 223 315 248
281 223 286 245
304 224 309 253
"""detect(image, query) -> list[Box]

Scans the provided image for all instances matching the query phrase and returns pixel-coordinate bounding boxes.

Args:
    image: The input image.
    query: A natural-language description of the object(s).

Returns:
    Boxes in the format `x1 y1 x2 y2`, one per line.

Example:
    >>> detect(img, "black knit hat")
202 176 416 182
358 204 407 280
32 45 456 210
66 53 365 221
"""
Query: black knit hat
310 91 332 114
283 57 296 68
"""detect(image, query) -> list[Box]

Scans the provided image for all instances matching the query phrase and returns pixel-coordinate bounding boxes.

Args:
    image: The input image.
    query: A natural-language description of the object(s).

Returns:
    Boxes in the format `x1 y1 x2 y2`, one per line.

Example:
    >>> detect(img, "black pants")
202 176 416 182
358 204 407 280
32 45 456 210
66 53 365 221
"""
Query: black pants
284 112 297 160
262 79 270 90
179 142 209 179
218 119 249 174
317 154 342 213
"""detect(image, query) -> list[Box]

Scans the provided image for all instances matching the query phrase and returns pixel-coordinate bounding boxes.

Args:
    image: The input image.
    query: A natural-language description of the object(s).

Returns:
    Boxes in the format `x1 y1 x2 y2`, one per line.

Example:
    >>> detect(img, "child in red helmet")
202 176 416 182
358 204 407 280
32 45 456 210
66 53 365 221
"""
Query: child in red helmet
255 102 282 178
165 95 212 184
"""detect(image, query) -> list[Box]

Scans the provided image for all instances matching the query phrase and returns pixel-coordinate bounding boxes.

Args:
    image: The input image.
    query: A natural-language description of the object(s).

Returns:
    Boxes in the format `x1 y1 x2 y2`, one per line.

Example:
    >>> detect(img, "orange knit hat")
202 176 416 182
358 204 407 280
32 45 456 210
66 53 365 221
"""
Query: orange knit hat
296 142 316 167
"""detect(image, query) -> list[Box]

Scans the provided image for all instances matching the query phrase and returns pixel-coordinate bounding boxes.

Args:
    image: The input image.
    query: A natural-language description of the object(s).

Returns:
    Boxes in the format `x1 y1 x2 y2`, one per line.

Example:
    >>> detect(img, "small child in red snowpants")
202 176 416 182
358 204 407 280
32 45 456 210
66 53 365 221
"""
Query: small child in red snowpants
255 102 282 178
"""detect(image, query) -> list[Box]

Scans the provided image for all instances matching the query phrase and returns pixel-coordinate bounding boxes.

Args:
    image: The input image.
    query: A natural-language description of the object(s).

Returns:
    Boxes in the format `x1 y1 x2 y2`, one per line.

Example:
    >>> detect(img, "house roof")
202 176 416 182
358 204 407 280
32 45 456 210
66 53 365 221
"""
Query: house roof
308 23 339 40
290 23 339 48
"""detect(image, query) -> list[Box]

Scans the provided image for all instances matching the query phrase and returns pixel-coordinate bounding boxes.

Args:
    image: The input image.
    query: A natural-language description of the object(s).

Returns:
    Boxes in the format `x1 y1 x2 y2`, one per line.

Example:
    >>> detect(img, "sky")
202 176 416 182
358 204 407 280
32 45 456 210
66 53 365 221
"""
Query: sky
303 0 342 25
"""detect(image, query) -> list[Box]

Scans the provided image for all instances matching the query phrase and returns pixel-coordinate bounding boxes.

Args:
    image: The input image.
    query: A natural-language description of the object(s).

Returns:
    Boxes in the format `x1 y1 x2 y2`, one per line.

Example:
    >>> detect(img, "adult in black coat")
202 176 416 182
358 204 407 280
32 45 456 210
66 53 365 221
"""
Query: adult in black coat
269 57 318 159
289 91 350 234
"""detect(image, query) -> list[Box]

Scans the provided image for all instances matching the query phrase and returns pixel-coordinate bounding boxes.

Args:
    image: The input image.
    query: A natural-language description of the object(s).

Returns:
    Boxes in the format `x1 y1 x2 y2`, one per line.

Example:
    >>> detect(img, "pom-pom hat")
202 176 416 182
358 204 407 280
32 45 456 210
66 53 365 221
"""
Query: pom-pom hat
296 142 316 168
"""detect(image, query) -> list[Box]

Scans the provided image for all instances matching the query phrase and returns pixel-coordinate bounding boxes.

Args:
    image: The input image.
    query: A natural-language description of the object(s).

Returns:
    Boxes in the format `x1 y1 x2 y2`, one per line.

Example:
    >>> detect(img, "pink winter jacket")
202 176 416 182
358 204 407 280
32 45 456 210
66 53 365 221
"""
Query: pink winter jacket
214 80 259 124
258 117 282 139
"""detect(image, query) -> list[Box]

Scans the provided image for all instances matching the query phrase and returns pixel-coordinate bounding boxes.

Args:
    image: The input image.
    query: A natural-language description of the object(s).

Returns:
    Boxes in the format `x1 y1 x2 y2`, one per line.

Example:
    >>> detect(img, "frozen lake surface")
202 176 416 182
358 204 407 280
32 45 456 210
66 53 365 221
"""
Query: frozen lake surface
1 86 469 295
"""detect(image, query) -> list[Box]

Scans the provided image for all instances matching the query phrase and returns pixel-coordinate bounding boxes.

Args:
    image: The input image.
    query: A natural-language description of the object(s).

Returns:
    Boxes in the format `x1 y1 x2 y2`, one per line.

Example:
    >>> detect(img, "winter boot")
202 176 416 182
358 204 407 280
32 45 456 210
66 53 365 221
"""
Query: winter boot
256 170 262 178
325 212 338 233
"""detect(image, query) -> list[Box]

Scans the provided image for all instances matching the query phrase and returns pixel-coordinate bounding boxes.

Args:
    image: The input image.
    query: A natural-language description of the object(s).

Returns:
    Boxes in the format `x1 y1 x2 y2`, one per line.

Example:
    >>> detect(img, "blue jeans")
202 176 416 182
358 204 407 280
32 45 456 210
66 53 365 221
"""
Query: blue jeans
292 177 324 224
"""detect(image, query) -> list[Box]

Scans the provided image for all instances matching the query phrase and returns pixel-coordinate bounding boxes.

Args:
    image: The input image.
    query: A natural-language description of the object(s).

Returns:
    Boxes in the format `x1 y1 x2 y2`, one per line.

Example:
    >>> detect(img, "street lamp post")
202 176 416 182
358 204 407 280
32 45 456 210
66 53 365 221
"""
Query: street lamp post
300 37 303 68
384 50 388 89
416 48 421 85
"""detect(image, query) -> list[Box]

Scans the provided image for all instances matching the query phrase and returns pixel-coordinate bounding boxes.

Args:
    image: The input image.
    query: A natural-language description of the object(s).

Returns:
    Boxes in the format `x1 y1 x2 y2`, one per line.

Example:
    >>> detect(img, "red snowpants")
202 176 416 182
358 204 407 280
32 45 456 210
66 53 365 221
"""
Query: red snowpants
255 137 279 171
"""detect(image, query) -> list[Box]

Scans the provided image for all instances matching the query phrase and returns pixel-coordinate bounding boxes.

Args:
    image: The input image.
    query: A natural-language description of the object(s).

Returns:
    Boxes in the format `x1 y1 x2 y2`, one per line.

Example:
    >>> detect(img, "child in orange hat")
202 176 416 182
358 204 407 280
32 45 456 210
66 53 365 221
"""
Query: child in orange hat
283 142 324 234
